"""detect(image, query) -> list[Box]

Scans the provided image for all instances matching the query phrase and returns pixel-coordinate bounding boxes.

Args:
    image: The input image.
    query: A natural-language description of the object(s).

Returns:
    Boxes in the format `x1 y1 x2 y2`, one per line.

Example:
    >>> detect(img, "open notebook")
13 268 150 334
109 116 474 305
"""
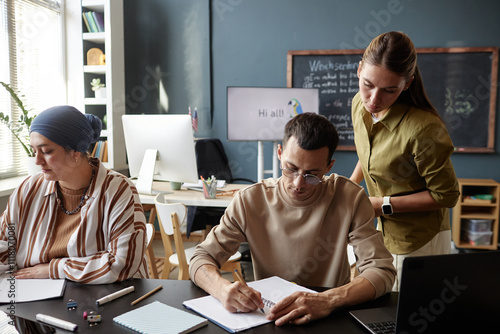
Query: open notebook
183 276 316 333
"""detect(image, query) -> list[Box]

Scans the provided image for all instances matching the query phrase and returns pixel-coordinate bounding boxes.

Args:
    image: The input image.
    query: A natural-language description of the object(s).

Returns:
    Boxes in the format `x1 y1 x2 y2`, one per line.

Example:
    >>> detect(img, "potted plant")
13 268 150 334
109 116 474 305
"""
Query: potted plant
0 81 40 174
91 78 106 99
0 81 35 157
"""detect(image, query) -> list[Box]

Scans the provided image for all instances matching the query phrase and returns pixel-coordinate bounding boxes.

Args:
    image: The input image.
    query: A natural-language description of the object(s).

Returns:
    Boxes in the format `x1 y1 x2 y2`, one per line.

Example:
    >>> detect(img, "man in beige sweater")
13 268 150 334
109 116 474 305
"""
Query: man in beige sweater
190 113 395 326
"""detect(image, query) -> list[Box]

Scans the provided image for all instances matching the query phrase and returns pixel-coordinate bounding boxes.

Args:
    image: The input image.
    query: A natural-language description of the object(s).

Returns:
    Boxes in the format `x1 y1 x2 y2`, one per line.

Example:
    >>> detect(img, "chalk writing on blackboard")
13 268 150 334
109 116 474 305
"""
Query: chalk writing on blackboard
287 47 498 153
445 88 476 116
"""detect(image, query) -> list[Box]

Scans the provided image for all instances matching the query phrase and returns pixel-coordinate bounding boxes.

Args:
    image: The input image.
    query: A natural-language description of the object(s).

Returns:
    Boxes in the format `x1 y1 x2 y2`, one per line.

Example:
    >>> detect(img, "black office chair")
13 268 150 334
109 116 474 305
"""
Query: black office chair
186 138 255 238
195 138 255 184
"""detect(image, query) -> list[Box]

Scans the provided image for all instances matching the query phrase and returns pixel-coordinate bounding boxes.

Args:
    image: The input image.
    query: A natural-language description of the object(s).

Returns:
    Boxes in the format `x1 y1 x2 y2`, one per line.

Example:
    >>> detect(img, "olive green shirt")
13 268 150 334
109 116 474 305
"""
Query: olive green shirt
352 93 459 254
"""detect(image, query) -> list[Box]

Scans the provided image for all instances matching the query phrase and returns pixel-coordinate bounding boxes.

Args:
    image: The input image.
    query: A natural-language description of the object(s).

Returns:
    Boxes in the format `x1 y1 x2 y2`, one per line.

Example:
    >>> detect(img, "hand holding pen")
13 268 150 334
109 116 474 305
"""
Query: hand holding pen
234 269 265 314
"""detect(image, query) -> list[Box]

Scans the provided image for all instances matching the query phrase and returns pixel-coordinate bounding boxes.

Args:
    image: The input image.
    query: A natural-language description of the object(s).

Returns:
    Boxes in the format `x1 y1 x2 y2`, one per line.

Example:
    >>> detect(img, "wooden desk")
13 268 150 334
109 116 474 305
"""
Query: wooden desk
139 182 247 207
0 279 398 333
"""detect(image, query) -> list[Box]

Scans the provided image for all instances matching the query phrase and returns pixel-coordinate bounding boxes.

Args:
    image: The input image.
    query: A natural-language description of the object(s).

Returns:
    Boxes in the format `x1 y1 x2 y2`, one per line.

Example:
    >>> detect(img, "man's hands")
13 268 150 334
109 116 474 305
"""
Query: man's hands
266 291 333 326
195 265 264 313
267 276 376 326
14 263 50 279
216 281 264 313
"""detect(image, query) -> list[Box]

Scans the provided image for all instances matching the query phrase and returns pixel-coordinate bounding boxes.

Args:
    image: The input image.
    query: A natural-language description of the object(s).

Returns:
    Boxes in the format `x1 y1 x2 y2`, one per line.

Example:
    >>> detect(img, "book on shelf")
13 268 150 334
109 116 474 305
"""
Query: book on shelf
92 11 105 32
84 11 98 32
83 11 104 33
82 12 91 32
91 140 108 162
91 140 98 158
101 140 108 162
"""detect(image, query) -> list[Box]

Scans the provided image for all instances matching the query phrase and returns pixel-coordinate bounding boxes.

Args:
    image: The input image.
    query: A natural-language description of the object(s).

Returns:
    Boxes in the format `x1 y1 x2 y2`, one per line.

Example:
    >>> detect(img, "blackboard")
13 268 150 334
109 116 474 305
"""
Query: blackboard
287 47 498 153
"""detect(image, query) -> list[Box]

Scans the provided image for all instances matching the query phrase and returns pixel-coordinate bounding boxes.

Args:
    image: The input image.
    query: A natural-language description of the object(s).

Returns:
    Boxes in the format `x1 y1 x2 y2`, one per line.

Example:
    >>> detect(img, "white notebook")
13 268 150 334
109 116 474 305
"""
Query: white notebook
113 301 208 334
183 276 316 333
0 272 66 303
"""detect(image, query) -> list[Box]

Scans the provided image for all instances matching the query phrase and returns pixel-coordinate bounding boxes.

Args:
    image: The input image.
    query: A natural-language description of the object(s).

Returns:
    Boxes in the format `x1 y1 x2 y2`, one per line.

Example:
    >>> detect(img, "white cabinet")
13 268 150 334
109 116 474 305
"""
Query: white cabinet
81 0 126 171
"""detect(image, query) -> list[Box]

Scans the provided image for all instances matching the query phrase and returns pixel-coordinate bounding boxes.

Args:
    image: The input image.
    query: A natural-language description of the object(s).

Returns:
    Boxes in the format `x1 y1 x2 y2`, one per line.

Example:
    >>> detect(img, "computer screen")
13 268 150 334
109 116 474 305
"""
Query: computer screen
227 87 319 141
122 115 198 194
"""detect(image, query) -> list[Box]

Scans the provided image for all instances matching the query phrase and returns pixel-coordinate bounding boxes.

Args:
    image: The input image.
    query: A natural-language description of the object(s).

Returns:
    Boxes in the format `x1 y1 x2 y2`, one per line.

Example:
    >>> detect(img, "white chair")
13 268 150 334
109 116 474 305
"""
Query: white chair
155 193 242 280
145 223 159 279
348 244 359 278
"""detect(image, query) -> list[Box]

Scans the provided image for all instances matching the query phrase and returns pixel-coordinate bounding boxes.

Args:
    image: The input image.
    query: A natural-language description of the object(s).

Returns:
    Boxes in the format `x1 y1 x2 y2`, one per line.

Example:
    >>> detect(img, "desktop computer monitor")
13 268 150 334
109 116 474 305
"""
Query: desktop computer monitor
122 114 199 195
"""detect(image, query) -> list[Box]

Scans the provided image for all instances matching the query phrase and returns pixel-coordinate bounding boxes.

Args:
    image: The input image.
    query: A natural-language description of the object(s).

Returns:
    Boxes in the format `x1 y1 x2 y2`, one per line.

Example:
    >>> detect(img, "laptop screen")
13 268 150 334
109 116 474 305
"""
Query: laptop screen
396 251 500 333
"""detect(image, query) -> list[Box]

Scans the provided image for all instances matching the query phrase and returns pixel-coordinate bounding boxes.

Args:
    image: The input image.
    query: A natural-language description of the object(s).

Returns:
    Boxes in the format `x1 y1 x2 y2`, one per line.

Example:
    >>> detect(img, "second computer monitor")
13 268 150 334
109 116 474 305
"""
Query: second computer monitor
122 114 199 194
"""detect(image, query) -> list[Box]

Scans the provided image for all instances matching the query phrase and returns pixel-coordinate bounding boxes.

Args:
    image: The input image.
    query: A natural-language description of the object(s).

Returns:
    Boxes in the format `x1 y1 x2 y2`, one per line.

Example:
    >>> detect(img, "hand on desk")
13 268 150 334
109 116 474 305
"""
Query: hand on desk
266 291 332 326
14 263 50 279
267 276 377 326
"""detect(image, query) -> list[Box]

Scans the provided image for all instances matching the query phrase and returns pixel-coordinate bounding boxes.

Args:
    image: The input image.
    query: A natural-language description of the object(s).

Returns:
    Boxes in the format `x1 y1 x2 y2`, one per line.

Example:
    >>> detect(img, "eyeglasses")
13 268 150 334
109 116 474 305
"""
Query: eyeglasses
280 165 323 185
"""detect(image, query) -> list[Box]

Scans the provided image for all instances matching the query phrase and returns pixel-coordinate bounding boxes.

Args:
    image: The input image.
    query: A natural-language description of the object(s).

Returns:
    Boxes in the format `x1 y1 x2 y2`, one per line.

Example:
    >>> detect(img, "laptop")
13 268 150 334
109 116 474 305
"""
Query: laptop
350 251 500 333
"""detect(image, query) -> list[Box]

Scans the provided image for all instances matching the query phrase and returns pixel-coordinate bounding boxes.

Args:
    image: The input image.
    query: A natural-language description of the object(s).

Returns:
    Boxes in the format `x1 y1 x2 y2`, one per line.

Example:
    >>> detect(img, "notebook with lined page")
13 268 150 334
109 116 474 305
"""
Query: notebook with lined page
113 301 208 334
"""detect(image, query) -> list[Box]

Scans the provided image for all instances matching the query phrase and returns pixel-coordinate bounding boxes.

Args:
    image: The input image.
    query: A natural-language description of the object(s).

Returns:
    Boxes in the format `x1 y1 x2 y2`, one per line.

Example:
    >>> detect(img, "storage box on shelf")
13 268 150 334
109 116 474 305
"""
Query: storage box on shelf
81 0 126 171
452 179 499 250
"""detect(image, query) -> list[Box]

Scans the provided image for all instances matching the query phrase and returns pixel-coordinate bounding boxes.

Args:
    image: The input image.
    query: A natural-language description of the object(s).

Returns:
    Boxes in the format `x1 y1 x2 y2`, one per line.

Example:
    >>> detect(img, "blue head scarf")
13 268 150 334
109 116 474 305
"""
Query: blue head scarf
30 106 102 153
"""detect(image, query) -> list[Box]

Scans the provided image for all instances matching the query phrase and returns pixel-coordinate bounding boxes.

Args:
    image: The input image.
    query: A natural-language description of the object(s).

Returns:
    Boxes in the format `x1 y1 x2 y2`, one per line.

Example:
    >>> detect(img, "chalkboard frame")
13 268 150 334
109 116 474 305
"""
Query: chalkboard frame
287 47 498 153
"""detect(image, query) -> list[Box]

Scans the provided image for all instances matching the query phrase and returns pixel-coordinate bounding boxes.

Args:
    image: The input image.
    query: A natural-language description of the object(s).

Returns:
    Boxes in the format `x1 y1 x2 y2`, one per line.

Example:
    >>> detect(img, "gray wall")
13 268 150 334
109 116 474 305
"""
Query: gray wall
124 0 500 183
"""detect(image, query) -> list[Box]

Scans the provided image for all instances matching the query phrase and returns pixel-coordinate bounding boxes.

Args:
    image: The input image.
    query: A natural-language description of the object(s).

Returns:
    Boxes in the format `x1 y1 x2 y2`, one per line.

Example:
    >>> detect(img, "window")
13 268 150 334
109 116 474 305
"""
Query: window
0 0 63 179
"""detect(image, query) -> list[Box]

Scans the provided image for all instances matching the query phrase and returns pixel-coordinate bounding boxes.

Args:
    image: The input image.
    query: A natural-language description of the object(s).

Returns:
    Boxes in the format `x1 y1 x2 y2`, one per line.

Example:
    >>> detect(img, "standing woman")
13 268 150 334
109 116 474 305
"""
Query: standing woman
350 31 459 290
0 106 149 283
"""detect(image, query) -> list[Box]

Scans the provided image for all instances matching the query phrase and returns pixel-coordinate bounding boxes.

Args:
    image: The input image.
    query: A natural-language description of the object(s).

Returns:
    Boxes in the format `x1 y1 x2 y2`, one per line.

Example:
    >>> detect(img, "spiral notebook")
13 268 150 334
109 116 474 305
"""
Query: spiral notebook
183 276 316 333
113 301 208 334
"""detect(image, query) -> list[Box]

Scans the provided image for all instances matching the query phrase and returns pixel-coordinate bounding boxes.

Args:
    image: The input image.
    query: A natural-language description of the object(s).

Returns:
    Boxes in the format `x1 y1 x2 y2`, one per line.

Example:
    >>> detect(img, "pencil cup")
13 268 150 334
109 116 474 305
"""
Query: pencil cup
203 181 217 199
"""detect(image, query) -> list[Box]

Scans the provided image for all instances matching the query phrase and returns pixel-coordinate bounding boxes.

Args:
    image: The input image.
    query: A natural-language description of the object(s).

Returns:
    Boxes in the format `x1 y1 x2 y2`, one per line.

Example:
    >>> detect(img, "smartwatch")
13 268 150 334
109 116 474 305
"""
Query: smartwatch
382 196 393 215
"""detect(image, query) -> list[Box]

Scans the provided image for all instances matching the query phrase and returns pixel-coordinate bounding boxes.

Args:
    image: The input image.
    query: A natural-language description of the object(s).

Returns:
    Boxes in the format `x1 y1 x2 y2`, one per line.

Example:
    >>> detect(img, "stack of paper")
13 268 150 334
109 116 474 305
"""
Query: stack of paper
183 180 226 189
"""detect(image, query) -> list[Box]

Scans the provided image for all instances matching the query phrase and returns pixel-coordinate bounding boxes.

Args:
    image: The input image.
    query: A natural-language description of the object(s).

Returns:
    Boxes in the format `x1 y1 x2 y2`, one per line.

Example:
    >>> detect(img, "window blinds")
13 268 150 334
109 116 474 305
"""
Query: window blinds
0 0 62 179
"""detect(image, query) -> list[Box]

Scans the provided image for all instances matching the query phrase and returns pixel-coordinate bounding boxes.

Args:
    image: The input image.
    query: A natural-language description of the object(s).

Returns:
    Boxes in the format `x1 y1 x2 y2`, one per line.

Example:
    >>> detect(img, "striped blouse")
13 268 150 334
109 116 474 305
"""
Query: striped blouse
0 159 149 283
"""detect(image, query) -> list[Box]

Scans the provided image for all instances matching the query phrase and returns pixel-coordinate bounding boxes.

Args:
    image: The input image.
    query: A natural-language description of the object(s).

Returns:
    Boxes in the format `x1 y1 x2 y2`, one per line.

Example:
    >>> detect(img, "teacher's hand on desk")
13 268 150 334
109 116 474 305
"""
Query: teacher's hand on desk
14 263 50 279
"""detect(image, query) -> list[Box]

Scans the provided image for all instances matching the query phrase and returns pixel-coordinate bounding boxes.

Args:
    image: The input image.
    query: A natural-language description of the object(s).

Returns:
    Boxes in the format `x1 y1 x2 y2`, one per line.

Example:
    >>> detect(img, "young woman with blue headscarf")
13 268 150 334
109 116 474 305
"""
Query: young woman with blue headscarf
0 106 149 283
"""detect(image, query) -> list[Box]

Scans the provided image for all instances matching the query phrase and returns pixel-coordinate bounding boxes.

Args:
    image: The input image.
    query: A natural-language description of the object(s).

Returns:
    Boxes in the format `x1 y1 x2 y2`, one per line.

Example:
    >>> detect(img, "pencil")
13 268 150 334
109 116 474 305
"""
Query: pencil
234 270 265 314
130 285 163 306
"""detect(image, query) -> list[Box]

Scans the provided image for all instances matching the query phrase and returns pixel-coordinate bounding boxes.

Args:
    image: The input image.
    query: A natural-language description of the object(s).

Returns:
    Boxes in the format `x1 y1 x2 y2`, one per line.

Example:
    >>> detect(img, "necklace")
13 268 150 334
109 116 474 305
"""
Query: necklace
57 168 95 215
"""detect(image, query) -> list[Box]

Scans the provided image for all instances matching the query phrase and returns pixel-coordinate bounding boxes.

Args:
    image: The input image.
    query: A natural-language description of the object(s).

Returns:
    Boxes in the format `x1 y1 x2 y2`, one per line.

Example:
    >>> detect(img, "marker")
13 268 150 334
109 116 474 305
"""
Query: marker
96 286 135 306
36 314 78 332
234 269 265 314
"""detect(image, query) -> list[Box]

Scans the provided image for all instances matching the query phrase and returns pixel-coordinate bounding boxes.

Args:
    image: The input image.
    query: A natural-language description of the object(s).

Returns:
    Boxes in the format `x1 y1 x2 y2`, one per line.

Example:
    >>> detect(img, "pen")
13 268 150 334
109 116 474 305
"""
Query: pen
36 314 78 332
131 285 163 306
96 286 135 306
234 269 265 314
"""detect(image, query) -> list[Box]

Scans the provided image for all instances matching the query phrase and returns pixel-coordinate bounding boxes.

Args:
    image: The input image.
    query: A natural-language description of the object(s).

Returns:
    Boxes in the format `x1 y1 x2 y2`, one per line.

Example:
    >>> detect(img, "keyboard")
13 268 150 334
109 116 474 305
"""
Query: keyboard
367 321 396 334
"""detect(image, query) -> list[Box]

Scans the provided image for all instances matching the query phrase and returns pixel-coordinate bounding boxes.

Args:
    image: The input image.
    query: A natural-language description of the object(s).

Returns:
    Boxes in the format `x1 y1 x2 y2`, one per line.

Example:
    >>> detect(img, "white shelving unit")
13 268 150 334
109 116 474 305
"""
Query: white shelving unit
80 0 127 171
